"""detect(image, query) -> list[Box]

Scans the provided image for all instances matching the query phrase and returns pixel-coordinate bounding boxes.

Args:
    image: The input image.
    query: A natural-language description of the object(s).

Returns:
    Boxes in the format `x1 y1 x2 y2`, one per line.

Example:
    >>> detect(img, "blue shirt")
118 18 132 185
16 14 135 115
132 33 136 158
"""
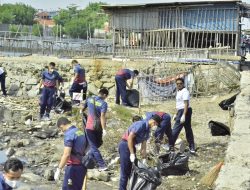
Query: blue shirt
122 120 150 144
83 96 108 130
42 70 60 87
116 69 134 80
0 173 12 190
74 64 85 83
64 126 87 165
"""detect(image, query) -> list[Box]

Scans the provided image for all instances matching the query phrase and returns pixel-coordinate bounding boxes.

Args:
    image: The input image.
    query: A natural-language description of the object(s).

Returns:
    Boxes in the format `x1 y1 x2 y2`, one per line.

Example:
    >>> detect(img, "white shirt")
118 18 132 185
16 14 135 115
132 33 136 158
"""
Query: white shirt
0 68 4 75
176 87 190 110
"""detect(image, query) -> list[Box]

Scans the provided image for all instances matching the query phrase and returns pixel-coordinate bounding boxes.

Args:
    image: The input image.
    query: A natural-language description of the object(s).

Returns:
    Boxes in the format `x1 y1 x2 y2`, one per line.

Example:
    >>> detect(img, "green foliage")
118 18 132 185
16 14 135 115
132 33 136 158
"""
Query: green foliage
53 2 108 39
21 26 30 35
111 105 134 123
0 3 36 25
9 24 20 37
32 24 43 36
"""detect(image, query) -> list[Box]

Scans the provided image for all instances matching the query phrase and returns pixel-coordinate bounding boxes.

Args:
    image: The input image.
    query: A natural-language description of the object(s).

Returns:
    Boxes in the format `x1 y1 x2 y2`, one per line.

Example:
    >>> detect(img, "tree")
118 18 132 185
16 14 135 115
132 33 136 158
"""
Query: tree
0 3 36 25
32 24 43 37
53 2 108 39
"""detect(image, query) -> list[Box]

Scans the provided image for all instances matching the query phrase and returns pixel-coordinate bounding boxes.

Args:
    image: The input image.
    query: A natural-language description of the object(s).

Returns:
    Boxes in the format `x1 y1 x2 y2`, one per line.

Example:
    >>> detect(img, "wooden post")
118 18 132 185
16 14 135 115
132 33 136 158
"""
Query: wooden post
82 175 87 190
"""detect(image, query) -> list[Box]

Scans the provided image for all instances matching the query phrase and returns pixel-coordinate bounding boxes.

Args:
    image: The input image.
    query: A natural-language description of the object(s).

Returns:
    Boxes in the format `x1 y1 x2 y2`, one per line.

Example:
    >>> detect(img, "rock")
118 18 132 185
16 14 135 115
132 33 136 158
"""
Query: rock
25 85 33 91
103 83 115 89
8 83 20 95
27 88 38 98
3 136 10 142
44 168 54 181
22 172 42 182
88 84 99 95
25 78 38 85
22 139 31 146
6 147 15 157
9 139 24 148
33 132 48 139
88 169 110 182
94 80 103 88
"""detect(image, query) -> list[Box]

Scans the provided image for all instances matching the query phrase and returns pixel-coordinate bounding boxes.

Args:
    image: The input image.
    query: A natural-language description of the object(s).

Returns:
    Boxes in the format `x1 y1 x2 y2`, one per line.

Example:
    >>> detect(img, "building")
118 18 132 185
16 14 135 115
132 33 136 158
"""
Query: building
102 0 250 58
34 11 57 28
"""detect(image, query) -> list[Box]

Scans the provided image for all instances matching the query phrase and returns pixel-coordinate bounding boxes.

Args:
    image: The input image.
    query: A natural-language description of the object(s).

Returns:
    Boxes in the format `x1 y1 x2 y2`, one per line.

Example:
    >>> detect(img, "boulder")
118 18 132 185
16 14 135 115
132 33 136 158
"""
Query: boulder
103 83 115 89
25 78 38 85
94 80 103 88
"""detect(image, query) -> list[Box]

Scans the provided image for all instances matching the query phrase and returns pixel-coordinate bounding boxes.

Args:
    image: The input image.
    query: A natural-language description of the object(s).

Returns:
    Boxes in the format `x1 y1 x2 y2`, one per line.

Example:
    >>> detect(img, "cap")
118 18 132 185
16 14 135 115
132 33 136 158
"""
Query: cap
151 114 162 125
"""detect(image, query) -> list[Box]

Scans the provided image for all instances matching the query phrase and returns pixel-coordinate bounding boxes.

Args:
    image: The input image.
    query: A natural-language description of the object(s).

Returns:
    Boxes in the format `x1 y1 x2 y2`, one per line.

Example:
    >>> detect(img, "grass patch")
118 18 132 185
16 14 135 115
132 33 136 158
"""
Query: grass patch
110 105 135 123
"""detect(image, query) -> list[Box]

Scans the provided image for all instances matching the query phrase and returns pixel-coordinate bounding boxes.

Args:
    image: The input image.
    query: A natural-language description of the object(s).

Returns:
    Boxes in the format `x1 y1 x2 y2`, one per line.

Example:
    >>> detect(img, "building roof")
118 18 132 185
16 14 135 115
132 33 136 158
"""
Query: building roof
102 0 243 10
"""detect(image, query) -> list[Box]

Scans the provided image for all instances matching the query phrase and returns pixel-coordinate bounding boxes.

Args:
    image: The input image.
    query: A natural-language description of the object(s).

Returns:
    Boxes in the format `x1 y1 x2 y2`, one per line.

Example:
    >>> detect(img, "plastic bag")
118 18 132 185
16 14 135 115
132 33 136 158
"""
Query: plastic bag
208 120 230 136
218 93 238 110
126 89 140 107
128 160 161 190
157 152 189 176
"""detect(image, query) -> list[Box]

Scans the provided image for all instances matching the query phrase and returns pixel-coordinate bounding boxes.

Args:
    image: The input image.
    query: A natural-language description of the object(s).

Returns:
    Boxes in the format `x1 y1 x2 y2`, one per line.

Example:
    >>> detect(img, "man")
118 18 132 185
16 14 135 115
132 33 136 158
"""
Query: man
0 67 7 97
145 111 174 152
38 62 60 120
172 78 195 154
82 88 109 171
69 60 87 103
54 117 87 190
0 158 23 190
115 69 139 106
118 115 162 190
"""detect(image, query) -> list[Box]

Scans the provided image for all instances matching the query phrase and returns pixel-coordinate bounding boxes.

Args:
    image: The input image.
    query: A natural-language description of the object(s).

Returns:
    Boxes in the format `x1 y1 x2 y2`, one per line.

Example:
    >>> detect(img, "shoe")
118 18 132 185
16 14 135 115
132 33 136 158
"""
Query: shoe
98 167 108 172
169 146 175 152
161 143 170 151
42 116 51 121
189 147 196 154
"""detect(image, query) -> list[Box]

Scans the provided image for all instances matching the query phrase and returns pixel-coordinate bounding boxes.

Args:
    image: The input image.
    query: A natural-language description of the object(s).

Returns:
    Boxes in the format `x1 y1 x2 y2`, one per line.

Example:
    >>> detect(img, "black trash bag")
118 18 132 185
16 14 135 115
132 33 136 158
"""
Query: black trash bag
128 160 161 190
208 120 230 136
54 96 72 114
157 152 189 176
218 93 238 110
126 89 140 107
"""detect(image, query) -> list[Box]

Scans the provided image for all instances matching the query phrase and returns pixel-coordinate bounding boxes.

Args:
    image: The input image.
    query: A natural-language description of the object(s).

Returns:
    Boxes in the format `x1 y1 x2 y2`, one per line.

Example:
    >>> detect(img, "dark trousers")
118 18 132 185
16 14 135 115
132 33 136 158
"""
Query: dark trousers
62 164 87 190
0 72 7 96
172 108 195 149
69 82 87 101
154 113 174 147
115 76 127 105
86 129 105 168
40 87 56 117
119 140 134 190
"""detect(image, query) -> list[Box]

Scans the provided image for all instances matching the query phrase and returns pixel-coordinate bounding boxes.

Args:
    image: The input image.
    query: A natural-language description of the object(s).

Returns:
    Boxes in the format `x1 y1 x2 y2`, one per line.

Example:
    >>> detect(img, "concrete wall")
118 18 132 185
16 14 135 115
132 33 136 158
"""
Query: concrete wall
215 71 250 190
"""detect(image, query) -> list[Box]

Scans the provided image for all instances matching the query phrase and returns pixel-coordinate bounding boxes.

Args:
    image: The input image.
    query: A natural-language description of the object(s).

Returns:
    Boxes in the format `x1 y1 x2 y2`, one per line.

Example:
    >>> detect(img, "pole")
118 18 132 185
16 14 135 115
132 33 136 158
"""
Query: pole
82 175 87 190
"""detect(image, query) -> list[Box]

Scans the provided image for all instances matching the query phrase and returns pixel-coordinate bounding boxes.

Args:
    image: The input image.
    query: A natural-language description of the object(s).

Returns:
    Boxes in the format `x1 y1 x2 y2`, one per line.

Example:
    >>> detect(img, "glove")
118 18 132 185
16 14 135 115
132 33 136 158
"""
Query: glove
36 88 41 95
180 114 185 124
130 153 136 162
142 159 147 165
54 168 61 181
102 129 107 137
172 114 177 121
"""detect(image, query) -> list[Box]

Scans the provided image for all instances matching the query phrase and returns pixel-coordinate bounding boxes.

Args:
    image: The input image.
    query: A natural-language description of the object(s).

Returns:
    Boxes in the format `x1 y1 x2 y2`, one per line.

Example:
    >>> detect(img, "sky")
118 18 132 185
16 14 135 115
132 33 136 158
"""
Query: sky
1 0 250 10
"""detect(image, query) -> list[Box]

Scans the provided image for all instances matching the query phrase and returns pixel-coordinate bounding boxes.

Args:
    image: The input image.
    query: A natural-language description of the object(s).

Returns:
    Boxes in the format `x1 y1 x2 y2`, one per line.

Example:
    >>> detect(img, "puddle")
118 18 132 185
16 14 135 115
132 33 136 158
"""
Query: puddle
0 150 8 164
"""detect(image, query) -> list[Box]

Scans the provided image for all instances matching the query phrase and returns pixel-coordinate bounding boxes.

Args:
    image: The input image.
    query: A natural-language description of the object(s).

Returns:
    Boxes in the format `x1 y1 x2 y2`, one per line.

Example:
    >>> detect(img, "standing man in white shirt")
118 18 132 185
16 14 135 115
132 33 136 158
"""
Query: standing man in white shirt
172 78 195 154
0 67 7 97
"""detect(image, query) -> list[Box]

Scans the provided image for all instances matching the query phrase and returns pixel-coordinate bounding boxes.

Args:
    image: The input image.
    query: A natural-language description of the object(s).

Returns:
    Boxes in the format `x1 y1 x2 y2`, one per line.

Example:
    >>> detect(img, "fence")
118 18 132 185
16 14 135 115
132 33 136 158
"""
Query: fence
137 60 241 105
